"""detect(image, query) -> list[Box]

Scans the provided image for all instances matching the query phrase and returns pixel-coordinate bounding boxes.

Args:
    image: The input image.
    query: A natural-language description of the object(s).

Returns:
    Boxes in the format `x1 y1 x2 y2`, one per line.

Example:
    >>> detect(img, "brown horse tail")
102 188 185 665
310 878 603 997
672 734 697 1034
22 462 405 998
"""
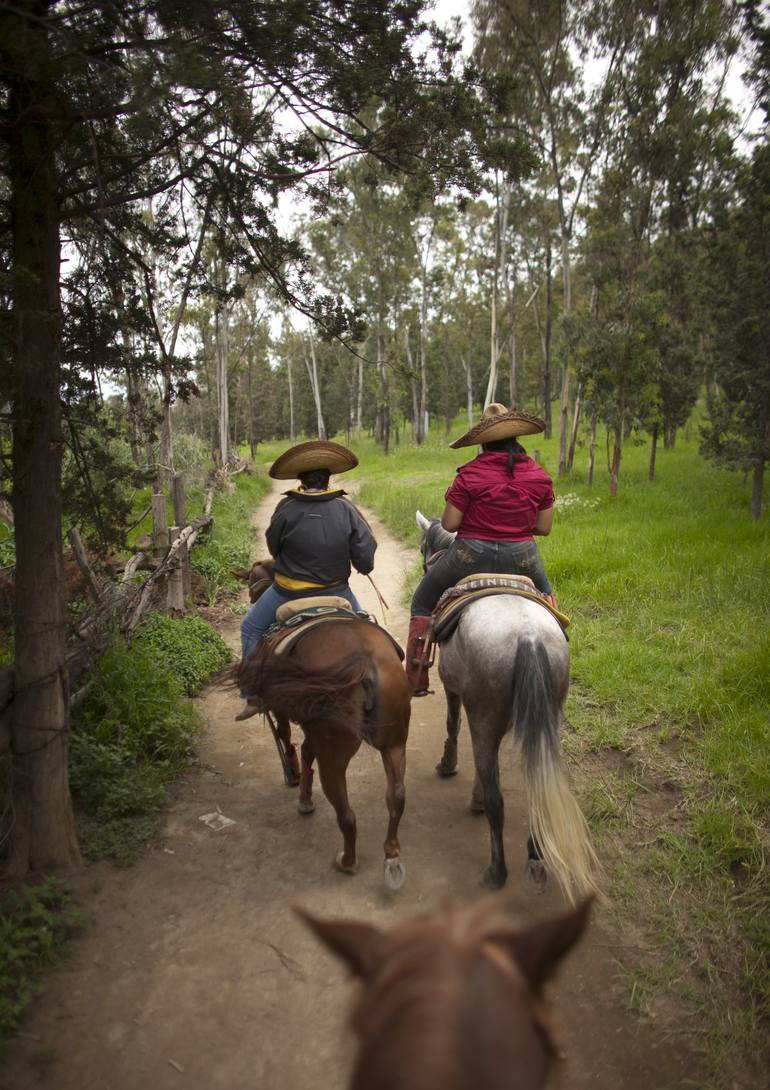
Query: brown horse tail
238 642 375 736
512 639 604 904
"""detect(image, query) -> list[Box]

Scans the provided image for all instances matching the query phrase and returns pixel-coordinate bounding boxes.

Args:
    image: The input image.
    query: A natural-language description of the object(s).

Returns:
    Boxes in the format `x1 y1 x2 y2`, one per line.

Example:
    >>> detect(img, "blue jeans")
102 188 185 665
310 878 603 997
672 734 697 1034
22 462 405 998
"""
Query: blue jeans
240 583 363 696
411 537 553 617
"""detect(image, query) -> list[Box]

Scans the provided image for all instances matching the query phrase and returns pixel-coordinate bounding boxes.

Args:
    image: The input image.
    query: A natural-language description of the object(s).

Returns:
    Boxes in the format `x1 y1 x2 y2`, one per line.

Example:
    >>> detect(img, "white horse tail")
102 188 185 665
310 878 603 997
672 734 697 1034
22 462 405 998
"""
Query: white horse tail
512 639 604 904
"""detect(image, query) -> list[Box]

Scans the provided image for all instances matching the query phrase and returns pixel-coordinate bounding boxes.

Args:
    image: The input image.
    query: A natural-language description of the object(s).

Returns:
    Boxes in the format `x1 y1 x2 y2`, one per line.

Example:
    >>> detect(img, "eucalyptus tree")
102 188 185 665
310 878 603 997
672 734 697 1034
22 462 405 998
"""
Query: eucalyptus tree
472 0 632 473
0 0 490 875
701 143 770 519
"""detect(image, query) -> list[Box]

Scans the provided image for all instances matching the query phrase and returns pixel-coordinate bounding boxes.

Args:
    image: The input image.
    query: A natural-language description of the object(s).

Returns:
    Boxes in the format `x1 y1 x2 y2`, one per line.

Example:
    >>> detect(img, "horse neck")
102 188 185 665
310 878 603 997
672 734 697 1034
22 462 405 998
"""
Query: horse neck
350 940 552 1090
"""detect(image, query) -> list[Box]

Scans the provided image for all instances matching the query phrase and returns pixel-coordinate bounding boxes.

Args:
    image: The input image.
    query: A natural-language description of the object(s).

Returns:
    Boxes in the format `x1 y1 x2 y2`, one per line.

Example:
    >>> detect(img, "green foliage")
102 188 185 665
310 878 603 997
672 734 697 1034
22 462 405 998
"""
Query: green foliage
133 613 230 696
0 521 14 568
190 470 271 603
0 879 83 1040
71 634 201 863
62 416 152 553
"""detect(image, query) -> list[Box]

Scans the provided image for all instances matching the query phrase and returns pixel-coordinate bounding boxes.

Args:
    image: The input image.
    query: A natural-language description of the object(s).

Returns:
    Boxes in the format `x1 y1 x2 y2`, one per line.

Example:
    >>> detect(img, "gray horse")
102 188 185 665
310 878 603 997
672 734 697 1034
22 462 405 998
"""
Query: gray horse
416 511 601 903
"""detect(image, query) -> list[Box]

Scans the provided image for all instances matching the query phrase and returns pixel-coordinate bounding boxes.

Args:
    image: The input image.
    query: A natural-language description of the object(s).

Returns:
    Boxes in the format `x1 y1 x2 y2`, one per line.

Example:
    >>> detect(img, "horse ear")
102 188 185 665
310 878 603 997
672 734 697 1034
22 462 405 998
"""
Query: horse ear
416 511 431 532
296 908 387 981
501 898 593 993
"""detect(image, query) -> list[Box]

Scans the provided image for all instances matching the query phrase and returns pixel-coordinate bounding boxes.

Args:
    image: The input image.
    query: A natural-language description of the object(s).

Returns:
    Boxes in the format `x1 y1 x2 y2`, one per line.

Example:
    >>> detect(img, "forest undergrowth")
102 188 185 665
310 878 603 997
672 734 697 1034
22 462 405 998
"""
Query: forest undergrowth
345 415 769 1090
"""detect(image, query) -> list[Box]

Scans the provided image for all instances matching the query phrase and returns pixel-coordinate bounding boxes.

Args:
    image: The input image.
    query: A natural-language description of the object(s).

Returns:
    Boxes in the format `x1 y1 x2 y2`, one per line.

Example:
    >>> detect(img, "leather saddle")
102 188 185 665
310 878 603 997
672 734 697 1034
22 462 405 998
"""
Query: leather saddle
431 573 570 644
264 596 405 661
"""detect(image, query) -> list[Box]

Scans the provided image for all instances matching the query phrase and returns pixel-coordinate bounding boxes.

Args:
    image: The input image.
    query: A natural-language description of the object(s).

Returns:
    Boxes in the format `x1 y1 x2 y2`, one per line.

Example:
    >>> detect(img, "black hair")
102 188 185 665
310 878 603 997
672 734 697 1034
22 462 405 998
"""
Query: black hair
481 436 526 476
298 468 331 490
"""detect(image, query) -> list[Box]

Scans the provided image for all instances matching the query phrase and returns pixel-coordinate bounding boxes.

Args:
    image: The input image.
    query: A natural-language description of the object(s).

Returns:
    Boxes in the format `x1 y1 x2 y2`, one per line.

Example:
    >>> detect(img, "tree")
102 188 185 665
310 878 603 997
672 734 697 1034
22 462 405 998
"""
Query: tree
0 0 489 874
701 142 770 518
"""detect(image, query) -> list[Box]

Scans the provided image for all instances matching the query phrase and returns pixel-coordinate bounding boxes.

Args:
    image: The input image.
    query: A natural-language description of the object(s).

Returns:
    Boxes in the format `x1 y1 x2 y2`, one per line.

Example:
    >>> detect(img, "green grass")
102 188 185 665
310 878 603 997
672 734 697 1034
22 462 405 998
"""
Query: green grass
188 469 272 603
350 412 769 1088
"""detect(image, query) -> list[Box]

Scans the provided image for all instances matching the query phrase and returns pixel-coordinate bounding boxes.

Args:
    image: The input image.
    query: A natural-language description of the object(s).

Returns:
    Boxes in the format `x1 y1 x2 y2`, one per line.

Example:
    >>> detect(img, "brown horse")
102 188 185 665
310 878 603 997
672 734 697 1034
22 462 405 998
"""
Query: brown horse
301 895 592 1090
238 587 411 889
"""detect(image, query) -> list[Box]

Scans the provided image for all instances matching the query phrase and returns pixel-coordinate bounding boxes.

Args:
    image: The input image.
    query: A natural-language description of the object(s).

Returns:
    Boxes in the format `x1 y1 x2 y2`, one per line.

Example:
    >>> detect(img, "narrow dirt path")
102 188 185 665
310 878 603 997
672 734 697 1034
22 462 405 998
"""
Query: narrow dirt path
2 485 694 1090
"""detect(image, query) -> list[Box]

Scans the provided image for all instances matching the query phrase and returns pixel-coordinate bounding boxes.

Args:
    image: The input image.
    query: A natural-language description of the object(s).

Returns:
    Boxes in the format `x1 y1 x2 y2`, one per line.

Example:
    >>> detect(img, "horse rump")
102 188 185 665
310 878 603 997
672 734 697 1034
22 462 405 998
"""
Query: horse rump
238 638 375 734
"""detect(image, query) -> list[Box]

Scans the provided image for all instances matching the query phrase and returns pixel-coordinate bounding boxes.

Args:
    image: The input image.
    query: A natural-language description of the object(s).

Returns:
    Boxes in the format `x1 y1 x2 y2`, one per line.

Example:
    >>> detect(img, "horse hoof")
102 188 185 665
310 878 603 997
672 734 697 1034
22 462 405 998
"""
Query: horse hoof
297 799 315 815
482 866 507 890
469 797 485 814
435 761 458 778
525 859 550 894
383 857 406 890
334 850 358 875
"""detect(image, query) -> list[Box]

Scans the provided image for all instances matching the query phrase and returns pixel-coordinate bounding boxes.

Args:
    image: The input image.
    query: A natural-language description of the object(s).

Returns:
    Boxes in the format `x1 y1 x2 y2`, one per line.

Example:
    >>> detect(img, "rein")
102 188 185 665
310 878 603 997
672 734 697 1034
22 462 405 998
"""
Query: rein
366 572 389 622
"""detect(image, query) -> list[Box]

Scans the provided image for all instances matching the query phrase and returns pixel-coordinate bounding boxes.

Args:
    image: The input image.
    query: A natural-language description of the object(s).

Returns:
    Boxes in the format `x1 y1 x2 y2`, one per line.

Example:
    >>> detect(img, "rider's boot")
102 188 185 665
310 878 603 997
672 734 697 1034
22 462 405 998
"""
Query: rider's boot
405 615 432 697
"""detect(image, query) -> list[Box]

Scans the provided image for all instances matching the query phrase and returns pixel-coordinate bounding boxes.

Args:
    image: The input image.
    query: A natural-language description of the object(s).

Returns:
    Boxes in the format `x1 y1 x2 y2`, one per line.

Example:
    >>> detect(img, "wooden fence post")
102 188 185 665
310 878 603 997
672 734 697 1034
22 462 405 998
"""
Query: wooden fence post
167 527 185 613
172 473 192 601
152 493 168 558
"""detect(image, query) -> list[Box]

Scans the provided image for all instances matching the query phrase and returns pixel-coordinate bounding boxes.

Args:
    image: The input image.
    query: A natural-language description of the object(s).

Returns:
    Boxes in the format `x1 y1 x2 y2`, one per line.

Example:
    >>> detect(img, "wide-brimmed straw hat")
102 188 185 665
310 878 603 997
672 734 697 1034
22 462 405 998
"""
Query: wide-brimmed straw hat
449 403 546 449
268 440 359 480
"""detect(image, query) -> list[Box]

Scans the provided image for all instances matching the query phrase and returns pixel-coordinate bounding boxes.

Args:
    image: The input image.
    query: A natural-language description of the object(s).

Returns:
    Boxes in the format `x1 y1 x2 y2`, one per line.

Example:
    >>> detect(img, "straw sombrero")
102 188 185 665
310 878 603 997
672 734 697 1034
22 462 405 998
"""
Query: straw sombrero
449 403 546 449
268 440 358 480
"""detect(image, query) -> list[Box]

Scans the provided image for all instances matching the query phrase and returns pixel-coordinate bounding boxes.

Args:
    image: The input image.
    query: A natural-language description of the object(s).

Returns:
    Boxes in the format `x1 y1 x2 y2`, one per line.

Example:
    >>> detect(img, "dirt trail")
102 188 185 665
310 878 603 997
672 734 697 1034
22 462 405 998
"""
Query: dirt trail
2 485 694 1090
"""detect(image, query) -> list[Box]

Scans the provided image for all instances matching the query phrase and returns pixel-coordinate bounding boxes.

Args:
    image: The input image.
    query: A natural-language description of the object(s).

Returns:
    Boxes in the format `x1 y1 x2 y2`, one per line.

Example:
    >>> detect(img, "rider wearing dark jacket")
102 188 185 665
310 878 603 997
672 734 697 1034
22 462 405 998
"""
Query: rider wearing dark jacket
236 440 376 720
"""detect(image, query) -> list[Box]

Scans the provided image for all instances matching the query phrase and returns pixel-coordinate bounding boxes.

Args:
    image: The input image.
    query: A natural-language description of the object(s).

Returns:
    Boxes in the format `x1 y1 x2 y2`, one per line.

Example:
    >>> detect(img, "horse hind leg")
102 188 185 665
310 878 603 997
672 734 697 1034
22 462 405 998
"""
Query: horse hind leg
470 728 507 888
436 690 462 778
380 742 406 890
298 735 316 815
276 714 300 787
525 833 549 894
315 734 361 874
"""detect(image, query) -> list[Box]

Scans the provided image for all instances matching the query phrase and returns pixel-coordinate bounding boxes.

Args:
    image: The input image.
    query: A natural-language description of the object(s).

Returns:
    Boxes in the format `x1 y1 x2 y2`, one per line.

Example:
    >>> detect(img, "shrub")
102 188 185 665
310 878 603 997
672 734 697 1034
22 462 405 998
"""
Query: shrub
132 613 231 696
0 879 83 1039
71 633 202 862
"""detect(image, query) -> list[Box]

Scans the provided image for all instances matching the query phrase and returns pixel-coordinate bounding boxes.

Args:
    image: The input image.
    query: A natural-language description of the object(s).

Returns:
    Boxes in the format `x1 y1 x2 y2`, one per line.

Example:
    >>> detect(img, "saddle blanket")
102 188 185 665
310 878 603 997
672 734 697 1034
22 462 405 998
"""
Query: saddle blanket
432 573 570 643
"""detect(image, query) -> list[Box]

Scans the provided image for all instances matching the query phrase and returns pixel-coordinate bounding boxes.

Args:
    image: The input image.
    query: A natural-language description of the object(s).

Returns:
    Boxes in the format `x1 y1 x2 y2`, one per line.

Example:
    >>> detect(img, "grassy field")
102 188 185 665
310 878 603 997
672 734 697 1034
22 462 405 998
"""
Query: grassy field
313 413 768 1089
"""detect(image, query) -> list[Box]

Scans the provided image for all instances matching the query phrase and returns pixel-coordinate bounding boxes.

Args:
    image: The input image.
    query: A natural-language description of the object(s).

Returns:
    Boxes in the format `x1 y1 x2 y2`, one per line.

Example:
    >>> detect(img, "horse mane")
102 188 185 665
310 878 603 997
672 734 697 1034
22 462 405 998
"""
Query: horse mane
238 632 374 732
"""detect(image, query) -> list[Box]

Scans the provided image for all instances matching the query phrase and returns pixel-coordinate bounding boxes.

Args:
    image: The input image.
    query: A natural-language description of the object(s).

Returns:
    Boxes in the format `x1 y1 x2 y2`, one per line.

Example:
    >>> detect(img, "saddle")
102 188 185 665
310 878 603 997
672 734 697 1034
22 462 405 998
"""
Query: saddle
431 573 570 644
264 596 405 661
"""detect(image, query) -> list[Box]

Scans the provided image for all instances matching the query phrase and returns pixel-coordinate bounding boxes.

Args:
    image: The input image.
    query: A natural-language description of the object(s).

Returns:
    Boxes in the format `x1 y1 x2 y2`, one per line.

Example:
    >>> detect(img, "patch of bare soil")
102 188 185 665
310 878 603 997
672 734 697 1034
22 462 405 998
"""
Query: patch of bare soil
2 485 699 1090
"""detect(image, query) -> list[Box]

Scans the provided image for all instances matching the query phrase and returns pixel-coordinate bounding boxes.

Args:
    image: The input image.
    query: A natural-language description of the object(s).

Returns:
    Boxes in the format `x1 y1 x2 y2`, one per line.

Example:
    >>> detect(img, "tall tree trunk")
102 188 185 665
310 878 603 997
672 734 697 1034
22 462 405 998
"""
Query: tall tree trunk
543 240 553 436
649 422 659 481
557 229 572 476
566 382 582 472
375 326 390 454
609 423 622 497
462 355 473 428
287 356 295 443
508 283 518 409
587 414 598 486
215 302 230 467
304 337 326 440
247 351 256 458
751 407 769 520
7 3 81 873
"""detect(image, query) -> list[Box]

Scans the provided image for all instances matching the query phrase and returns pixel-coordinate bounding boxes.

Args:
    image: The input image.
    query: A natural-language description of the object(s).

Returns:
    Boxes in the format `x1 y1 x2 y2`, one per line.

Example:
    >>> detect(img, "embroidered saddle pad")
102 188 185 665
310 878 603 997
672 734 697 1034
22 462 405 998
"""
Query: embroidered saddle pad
265 598 405 661
432 573 570 643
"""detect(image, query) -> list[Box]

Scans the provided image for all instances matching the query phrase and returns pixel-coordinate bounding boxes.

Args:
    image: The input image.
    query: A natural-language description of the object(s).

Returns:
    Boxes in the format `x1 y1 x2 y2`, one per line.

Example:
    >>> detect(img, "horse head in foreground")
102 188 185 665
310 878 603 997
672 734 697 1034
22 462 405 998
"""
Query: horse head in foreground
301 895 592 1090
416 511 602 904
